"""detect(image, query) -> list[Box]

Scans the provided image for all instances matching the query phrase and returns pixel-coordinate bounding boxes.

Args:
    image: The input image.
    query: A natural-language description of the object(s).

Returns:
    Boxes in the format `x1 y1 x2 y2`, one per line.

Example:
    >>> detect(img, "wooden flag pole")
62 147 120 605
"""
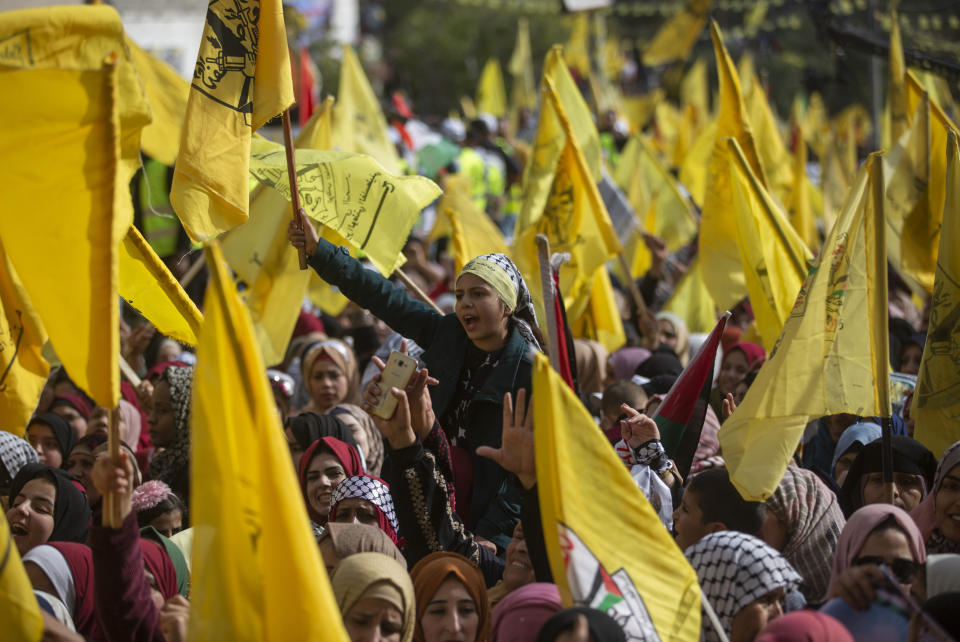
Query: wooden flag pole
281 109 309 270
118 354 142 388
103 407 123 528
178 252 205 289
535 234 562 373
394 268 444 315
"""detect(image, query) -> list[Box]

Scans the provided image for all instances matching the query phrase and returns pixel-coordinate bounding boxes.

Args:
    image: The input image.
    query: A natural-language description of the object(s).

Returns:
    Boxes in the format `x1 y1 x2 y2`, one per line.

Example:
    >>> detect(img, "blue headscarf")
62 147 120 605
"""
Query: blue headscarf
831 422 882 480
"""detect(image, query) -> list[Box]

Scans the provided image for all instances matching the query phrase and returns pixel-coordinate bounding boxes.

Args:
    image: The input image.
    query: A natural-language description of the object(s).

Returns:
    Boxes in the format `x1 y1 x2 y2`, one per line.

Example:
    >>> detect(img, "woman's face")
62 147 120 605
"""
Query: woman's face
334 497 379 527
833 450 860 487
148 381 177 448
6 477 56 556
285 428 306 471
717 350 750 397
454 273 509 351
862 471 926 511
26 423 62 468
729 587 784 642
934 464 960 544
344 597 404 642
502 524 535 590
65 448 98 503
856 526 917 592
899 344 923 375
149 509 183 538
305 452 346 520
658 319 678 352
308 359 349 412
420 576 479 642
52 405 87 439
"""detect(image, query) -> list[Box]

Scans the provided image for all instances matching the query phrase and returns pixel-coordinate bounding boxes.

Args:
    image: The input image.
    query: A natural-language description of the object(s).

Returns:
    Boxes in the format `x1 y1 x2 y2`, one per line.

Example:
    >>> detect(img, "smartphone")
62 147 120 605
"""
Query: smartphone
370 351 418 419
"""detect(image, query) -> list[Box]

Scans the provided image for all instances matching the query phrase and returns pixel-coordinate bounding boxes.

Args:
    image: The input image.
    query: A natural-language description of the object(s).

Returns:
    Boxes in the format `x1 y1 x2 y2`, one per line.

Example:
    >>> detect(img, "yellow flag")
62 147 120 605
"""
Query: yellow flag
786 121 819 250
571 269 627 353
248 139 442 276
189 241 348 641
913 130 960 458
125 36 189 166
699 21 767 312
662 259 717 334
679 118 718 208
721 155 890 501
333 45 401 175
119 225 203 346
533 352 701 638
744 72 793 203
0 518 43 641
0 240 49 433
170 0 293 242
888 12 908 143
642 0 712 67
564 13 591 76
476 58 507 118
727 137 813 351
445 208 510 275
821 131 851 232
0 6 150 407
508 18 537 113
680 59 709 126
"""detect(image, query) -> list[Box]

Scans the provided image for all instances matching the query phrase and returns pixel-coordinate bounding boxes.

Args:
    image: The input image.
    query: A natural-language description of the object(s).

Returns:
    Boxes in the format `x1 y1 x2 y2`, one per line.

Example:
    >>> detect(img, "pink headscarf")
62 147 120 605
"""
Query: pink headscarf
756 611 854 642
830 504 926 585
725 342 766 370
911 440 960 542
118 399 142 451
608 348 651 381
490 582 562 642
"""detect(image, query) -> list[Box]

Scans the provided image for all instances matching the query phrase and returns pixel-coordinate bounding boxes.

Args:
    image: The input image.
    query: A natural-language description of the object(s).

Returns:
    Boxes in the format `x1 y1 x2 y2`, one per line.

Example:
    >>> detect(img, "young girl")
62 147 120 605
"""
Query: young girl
290 214 543 551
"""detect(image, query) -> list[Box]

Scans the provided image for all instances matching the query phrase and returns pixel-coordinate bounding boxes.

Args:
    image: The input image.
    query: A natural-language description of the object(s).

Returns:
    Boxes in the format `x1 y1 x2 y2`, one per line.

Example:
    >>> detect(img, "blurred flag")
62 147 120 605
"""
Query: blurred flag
721 155 890 501
571 268 627 354
170 0 294 242
508 18 537 114
476 58 507 118
125 36 189 166
743 71 793 204
564 12 591 76
642 0 712 67
786 120 819 251
662 259 717 334
533 352 702 639
913 130 960 458
0 518 43 641
298 46 318 127
189 241 348 641
888 12 908 144
445 208 510 275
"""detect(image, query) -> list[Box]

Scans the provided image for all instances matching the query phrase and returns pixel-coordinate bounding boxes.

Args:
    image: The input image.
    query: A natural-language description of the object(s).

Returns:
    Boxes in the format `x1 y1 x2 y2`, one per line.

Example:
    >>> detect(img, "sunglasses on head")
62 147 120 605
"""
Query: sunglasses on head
852 556 921 584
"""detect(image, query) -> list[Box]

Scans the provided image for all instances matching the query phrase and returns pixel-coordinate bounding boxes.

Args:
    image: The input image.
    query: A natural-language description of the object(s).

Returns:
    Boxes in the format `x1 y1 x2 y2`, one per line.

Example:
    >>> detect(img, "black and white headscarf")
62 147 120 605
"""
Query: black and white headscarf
149 366 193 491
329 474 399 545
459 253 541 350
0 432 39 481
685 531 801 642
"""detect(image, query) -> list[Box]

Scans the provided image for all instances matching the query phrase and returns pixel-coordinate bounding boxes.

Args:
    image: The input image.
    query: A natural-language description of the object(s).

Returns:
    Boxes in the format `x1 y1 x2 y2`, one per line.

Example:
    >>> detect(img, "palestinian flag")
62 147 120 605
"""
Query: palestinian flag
653 312 730 477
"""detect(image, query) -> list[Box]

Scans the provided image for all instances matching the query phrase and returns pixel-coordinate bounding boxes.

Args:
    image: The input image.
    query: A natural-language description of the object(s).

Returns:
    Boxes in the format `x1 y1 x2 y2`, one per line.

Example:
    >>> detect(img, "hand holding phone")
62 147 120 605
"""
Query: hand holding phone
369 351 418 419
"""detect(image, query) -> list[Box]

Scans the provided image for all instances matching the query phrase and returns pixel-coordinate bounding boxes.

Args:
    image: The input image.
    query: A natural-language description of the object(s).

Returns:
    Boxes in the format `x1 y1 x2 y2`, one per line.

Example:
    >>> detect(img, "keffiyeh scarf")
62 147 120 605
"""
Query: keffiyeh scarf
459 253 540 350
149 366 193 490
330 474 400 546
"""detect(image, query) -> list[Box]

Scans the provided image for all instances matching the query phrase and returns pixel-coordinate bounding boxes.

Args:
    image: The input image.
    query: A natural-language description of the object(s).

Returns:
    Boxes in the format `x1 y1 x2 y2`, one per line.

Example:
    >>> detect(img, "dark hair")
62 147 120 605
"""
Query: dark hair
136 490 186 529
507 313 547 355
601 381 646 417
687 469 766 536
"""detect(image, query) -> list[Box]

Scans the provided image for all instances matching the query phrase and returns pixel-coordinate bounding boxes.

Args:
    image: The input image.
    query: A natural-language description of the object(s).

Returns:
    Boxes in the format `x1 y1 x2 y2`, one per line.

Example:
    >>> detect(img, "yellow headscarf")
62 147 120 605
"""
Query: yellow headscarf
331 552 415 642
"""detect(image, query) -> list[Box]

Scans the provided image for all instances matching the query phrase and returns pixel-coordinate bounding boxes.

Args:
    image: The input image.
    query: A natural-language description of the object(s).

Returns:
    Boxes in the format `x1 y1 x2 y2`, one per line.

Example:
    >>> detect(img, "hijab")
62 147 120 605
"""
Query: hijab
926 554 960 598
725 342 766 370
148 365 193 493
331 552 416 642
634 347 683 378
755 611 854 642
490 582 563 642
298 437 365 525
766 466 845 604
330 475 400 547
608 348 651 381
656 311 691 366
458 253 541 350
410 552 490 642
301 338 360 406
830 422 882 481
140 526 190 596
0 432 38 483
573 340 608 395
830 504 926 584
838 436 938 515
140 537 179 600
286 413 357 451
50 394 92 420
685 531 802 642
318 522 405 566
118 399 142 451
329 404 384 476
27 414 75 467
536 607 627 642
8 463 90 545
911 440 960 554
23 542 100 638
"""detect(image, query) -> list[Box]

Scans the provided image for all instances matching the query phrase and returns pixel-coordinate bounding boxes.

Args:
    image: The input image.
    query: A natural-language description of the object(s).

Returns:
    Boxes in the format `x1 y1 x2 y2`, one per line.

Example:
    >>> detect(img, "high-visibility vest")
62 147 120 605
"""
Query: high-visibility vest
137 159 180 258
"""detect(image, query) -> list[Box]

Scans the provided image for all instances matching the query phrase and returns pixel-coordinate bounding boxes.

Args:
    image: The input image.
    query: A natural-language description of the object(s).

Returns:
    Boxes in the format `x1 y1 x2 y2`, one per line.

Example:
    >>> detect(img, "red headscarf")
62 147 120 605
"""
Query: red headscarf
48 542 100 639
140 538 178 600
298 436 365 524
51 394 92 420
725 342 766 370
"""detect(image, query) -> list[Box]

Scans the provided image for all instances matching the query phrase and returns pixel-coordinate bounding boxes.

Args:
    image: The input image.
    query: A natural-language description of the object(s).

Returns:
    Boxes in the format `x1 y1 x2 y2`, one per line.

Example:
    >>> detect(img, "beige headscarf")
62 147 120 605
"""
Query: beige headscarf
331 552 415 642
319 523 405 567
573 340 608 395
301 338 361 407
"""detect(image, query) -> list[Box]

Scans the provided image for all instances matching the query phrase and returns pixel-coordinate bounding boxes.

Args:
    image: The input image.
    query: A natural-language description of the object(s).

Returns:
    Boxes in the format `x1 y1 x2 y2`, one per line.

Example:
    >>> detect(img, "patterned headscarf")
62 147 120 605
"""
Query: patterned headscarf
685 531 802 642
0 432 39 482
458 253 540 349
148 366 193 492
330 474 400 546
912 440 960 554
766 466 845 604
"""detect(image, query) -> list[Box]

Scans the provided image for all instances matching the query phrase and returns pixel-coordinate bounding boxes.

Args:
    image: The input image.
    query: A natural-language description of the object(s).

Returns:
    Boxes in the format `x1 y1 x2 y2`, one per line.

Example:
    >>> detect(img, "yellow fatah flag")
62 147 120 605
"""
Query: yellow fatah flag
248 138 441 276
170 0 293 242
445 208 510 275
889 12 908 144
546 45 603 180
913 130 960 458
744 72 793 203
509 18 537 113
125 36 189 166
189 241 348 641
727 137 813 351
476 58 507 119
787 121 819 251
333 45 401 175
699 21 767 312
533 352 701 638
679 118 718 208
119 225 203 346
0 517 43 641
821 132 850 232
721 155 891 500
0 240 49 432
564 12 591 76
571 268 627 353
642 0 712 67
681 59 709 126
662 259 717 334
0 5 150 407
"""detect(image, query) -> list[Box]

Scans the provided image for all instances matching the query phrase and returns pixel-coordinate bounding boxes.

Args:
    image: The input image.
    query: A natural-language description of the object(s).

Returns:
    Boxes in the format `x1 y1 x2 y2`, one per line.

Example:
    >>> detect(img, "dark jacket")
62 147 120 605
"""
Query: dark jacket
309 238 534 550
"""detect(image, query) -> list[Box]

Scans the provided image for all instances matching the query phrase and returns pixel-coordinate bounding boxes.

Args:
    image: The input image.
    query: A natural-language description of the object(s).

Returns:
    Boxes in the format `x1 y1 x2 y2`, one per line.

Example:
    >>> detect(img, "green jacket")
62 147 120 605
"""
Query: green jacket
308 238 533 550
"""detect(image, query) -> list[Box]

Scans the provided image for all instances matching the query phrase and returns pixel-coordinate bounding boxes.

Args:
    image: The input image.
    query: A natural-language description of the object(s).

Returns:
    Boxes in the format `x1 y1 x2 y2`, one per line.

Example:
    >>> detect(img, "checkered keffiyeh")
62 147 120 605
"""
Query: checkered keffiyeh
685 531 801 642
330 475 399 542
0 432 39 481
460 253 541 350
